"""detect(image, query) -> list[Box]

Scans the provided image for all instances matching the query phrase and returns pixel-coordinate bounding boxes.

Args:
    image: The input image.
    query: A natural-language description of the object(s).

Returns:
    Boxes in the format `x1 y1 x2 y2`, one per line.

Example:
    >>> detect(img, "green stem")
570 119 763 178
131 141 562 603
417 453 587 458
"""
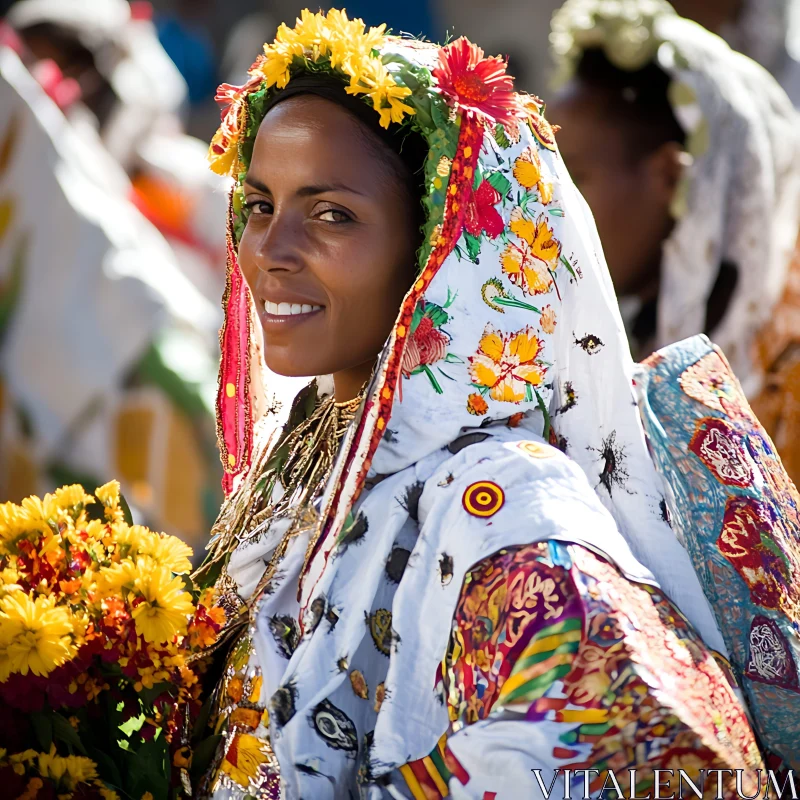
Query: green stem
422 364 444 394
494 296 542 314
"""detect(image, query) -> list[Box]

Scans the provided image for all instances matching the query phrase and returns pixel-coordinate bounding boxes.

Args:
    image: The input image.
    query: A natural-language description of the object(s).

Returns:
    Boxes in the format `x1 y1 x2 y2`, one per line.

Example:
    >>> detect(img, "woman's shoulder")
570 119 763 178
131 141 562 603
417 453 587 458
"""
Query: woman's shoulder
411 429 653 586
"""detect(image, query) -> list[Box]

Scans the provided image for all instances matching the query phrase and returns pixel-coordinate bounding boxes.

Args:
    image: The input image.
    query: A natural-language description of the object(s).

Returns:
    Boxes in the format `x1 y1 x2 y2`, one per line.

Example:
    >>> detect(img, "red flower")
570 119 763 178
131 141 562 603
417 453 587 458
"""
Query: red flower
465 180 504 239
402 316 449 376
433 37 521 125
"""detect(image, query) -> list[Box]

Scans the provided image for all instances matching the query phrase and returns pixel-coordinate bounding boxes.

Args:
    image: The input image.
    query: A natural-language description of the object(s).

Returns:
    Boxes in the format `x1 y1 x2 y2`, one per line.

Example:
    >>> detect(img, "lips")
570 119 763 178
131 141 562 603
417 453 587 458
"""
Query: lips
264 300 324 316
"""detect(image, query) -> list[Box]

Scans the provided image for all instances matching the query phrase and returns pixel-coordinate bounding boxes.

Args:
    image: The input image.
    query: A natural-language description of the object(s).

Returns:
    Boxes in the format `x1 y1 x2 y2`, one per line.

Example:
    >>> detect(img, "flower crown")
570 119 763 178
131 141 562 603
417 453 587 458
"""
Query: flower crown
550 0 676 82
208 8 536 182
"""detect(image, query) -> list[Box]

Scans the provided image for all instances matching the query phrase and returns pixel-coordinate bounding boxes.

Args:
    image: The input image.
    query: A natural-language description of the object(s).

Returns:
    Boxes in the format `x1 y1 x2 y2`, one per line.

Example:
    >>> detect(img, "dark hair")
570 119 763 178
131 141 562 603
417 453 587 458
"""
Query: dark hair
575 48 686 161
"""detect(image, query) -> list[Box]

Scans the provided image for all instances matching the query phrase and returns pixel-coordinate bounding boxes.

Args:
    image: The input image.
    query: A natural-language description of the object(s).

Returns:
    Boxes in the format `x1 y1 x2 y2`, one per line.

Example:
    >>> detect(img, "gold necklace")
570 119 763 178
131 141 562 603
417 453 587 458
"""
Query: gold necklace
194 380 364 608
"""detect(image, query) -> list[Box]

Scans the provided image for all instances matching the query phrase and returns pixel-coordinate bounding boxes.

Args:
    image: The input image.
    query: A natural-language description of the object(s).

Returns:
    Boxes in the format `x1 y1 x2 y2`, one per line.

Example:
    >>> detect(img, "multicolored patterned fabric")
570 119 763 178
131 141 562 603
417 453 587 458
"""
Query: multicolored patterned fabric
418 540 762 799
634 334 800 767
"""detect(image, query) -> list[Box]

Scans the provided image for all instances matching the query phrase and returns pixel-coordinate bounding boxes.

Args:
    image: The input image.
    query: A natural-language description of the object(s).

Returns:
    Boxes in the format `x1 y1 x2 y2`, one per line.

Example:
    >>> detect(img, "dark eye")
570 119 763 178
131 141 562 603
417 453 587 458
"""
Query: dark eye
246 199 273 215
317 208 352 223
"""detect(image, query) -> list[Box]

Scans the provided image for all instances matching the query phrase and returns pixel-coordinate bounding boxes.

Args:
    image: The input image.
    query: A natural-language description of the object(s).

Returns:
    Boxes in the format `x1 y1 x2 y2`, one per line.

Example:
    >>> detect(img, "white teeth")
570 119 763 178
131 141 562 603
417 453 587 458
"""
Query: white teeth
264 300 322 316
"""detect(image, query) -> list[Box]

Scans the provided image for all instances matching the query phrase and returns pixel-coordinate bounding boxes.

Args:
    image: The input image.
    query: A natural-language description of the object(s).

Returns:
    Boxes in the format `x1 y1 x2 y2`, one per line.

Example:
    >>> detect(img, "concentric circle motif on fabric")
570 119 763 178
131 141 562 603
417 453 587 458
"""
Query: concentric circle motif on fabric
462 481 505 517
515 440 555 460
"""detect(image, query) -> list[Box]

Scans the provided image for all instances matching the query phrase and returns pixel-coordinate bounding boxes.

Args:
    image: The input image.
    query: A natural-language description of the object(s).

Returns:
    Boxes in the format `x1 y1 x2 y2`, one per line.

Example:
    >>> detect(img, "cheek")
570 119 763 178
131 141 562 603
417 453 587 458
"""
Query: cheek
236 226 260 293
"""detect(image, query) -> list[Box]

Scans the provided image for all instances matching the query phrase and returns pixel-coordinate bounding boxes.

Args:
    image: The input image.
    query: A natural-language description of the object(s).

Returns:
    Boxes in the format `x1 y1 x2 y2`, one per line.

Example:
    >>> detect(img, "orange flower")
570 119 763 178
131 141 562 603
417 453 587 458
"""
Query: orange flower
468 325 546 403
59 577 81 595
501 209 561 296
540 305 557 334
227 676 244 703
467 393 489 416
512 146 553 205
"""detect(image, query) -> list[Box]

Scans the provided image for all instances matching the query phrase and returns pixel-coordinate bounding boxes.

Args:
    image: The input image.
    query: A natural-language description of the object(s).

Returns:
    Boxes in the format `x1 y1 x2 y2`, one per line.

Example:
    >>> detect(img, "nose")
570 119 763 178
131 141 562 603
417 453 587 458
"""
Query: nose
246 207 305 276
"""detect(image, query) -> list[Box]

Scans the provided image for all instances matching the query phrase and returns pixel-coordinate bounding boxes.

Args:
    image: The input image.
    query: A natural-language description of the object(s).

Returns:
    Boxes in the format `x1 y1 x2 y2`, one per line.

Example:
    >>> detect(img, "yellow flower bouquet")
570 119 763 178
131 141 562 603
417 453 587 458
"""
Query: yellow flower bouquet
0 482 225 799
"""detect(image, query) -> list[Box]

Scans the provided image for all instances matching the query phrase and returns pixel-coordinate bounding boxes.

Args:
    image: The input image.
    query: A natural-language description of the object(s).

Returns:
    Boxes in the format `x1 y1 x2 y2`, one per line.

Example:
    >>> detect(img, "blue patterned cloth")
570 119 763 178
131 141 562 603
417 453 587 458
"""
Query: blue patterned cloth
634 334 800 767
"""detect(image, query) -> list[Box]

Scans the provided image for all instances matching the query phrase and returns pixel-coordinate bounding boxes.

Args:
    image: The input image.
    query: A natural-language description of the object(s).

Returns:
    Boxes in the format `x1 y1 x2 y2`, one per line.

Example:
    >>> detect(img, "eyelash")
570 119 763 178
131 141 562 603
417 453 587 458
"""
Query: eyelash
243 201 353 224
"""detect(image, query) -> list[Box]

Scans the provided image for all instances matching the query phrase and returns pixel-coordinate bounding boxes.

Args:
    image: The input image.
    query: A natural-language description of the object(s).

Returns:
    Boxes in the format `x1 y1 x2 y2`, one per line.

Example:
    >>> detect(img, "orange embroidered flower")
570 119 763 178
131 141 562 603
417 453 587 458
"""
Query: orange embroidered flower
433 37 522 125
468 325 547 403
512 146 553 205
501 209 561 296
466 393 489 416
540 305 557 334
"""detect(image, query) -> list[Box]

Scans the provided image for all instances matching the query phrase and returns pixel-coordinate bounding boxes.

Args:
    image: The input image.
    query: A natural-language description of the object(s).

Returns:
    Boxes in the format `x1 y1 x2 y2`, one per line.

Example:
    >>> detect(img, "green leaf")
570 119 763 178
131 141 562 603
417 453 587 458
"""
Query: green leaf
86 746 125 791
53 713 87 755
559 255 577 279
119 714 145 738
118 492 135 526
464 232 482 262
534 389 553 442
486 171 512 198
30 711 53 751
192 696 214 744
548 208 565 217
494 123 511 149
424 303 449 328
473 162 483 190
190 734 223 786
410 301 425 333
128 735 170 800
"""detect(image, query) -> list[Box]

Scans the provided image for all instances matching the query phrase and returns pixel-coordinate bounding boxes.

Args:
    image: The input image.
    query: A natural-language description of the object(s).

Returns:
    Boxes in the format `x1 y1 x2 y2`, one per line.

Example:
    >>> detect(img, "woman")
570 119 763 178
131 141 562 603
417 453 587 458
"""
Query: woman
669 0 800 108
548 0 800 483
193 11 763 798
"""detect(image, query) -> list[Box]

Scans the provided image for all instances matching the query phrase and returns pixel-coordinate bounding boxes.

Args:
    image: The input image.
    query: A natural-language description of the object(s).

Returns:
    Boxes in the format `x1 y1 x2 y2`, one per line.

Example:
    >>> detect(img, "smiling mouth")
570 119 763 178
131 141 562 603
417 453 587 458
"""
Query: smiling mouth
264 301 324 317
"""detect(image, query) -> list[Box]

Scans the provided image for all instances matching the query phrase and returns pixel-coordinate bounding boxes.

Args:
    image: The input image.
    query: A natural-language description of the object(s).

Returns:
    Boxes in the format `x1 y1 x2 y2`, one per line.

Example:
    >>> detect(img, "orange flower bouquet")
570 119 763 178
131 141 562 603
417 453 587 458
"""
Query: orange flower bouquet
0 482 225 800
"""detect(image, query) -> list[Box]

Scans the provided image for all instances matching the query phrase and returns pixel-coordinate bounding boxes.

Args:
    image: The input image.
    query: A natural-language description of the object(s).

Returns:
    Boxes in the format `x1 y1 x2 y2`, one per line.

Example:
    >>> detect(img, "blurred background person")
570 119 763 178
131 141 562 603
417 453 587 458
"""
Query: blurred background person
0 4 223 556
548 0 800 482
670 0 800 107
6 0 229 304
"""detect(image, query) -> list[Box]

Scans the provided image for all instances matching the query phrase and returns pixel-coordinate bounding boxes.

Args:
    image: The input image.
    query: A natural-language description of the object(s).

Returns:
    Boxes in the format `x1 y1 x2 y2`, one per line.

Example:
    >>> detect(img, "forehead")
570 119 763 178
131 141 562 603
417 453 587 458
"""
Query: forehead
248 95 385 185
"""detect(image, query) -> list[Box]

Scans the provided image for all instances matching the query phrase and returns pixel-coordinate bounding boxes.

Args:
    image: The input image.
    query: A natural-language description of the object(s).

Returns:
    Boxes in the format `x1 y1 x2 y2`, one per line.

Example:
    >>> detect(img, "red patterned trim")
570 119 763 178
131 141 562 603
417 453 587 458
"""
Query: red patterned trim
216 191 254 495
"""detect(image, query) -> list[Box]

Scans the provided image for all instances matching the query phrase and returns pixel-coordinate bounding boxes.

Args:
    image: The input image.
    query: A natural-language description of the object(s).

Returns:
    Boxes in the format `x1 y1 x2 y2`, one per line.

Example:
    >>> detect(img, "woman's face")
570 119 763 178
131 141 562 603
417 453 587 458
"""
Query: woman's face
238 96 420 400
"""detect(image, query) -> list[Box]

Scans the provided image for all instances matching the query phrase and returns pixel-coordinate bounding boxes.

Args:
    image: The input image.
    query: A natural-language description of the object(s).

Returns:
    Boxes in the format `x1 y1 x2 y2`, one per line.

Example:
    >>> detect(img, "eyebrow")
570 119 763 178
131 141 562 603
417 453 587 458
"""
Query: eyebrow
243 177 367 198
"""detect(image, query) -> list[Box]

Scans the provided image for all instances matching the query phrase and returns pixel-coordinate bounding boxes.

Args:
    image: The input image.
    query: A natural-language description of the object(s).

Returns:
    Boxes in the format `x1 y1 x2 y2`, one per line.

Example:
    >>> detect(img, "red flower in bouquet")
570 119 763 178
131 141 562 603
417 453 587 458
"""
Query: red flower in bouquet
465 180 504 239
433 37 522 125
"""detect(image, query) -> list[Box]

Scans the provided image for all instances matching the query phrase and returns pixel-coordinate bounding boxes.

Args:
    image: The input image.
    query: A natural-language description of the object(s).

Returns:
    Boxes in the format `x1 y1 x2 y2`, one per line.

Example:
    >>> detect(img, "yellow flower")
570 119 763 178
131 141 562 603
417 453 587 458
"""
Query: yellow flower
53 485 94 514
98 785 120 800
0 593 77 679
468 324 546 403
95 481 120 507
512 146 553 205
95 559 139 596
142 533 193 575
130 565 194 644
501 208 561 296
220 733 271 788
36 745 97 789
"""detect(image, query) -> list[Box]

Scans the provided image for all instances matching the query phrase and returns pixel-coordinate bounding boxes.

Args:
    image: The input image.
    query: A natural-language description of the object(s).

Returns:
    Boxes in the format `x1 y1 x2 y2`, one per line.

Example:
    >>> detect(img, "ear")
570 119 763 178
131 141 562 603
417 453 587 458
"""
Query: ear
643 141 686 208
